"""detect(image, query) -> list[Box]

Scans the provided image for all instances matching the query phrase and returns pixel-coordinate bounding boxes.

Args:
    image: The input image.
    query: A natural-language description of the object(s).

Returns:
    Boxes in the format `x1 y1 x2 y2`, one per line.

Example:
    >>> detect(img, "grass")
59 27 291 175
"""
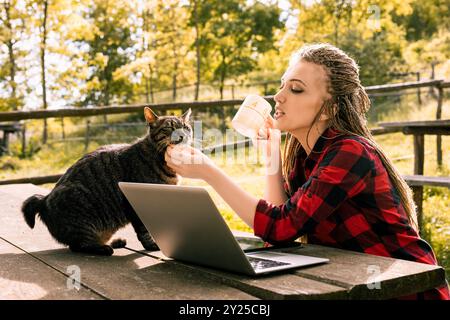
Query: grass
1 92 449 280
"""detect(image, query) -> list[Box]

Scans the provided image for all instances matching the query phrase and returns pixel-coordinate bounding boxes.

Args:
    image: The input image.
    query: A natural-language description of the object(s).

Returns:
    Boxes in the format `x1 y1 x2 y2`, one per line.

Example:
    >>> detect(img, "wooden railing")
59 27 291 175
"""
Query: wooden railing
0 79 446 122
0 125 435 187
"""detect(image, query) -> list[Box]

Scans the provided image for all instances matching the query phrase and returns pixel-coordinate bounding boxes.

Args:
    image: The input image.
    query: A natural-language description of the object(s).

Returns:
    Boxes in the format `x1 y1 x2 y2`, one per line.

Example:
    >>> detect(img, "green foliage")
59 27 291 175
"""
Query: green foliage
422 186 450 280
191 0 284 98
0 0 29 111
74 0 135 106
393 0 450 41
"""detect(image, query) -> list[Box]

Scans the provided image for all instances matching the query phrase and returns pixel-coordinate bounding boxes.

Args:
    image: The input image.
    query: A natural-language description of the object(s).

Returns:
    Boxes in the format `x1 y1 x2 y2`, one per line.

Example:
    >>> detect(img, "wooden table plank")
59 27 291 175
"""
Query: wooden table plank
289 244 445 299
0 184 258 300
114 226 349 300
138 256 349 300
0 238 102 300
139 235 446 300
22 245 258 300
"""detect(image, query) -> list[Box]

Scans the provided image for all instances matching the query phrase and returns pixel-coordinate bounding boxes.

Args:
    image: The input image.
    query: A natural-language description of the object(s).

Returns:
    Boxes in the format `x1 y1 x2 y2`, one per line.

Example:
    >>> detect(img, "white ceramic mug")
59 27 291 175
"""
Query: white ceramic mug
231 94 272 138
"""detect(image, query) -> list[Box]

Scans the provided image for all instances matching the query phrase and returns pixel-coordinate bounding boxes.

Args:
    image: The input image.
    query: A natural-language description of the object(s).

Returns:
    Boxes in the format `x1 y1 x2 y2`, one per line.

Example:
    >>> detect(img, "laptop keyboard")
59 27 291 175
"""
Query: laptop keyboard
247 256 290 270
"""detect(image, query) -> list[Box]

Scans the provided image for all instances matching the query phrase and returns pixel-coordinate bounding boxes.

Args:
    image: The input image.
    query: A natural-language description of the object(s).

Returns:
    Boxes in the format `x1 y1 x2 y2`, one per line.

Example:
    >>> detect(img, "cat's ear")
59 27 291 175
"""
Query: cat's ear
182 108 191 122
144 107 158 124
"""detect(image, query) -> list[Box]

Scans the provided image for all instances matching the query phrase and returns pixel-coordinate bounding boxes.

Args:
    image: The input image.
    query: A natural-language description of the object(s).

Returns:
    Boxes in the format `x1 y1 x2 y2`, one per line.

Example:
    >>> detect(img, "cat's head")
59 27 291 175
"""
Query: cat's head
144 107 193 153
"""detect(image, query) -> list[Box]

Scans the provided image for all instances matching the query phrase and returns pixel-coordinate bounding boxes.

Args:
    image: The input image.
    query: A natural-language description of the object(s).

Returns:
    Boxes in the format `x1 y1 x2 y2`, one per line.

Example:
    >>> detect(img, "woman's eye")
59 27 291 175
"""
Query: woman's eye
291 88 303 93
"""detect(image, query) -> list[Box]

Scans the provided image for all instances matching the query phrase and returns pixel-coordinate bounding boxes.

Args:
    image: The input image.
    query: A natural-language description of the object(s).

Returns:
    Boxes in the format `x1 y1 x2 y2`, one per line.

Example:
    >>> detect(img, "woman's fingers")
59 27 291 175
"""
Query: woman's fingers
266 114 275 129
268 128 281 140
166 145 206 166
165 146 186 166
257 127 268 140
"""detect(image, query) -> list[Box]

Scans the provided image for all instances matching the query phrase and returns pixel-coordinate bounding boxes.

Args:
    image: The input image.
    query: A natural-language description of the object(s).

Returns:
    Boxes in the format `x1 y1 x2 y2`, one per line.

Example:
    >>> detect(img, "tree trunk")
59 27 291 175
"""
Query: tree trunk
148 64 154 103
219 52 227 100
142 9 154 104
172 60 178 102
193 0 200 101
7 40 17 110
103 68 110 124
219 82 224 100
145 76 150 103
40 0 49 144
3 2 18 111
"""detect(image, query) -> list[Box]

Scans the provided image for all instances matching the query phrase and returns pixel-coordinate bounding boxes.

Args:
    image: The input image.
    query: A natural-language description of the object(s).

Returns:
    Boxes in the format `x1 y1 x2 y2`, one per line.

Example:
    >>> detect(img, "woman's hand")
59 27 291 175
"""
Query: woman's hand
252 115 282 173
165 145 216 180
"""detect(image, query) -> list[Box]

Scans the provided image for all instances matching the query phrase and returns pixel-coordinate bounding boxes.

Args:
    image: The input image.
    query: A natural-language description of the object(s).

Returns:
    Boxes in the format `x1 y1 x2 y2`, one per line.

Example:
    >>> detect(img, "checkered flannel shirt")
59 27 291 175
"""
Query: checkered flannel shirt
254 127 449 300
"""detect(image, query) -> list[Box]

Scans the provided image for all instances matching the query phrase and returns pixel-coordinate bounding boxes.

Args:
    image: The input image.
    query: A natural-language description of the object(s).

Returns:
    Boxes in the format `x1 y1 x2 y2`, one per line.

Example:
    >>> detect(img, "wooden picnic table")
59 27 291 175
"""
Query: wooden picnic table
0 184 446 300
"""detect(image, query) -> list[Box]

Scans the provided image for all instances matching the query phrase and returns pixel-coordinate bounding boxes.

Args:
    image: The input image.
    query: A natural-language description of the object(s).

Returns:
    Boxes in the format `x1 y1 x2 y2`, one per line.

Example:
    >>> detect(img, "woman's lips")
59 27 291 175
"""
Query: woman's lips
274 110 285 120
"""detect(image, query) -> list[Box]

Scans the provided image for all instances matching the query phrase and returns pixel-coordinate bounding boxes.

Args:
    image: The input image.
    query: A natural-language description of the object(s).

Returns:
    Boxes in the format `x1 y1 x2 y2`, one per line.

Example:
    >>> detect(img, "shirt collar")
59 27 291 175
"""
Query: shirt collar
302 126 343 172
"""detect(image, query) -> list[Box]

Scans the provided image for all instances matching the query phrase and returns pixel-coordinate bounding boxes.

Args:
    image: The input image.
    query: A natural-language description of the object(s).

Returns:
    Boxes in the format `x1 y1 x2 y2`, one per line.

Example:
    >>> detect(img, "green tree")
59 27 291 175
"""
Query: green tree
0 0 28 111
393 0 450 41
194 0 284 99
75 0 134 107
283 0 413 85
115 0 196 103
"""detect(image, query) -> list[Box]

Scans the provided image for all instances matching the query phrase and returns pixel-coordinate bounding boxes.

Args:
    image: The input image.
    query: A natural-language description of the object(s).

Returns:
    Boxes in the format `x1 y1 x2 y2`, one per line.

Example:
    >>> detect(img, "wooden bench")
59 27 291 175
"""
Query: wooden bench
0 183 447 300
403 175 450 232
403 175 450 188
378 120 450 233
0 122 23 156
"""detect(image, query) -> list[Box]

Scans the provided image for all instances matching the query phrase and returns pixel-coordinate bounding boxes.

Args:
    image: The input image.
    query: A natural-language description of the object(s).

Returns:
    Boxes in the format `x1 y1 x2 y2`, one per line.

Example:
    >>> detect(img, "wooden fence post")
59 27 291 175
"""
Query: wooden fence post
61 117 65 140
436 85 443 167
416 72 421 105
84 119 91 152
21 122 26 157
413 134 425 234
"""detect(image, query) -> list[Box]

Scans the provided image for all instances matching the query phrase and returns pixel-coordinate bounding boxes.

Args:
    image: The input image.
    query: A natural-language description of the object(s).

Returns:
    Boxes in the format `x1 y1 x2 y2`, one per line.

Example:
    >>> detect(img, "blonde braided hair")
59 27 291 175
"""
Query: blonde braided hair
282 43 418 231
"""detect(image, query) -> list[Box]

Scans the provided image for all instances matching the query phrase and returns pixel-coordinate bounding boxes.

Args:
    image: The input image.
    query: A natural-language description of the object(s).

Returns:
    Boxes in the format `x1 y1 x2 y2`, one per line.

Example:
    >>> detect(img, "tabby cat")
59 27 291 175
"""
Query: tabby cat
21 107 192 256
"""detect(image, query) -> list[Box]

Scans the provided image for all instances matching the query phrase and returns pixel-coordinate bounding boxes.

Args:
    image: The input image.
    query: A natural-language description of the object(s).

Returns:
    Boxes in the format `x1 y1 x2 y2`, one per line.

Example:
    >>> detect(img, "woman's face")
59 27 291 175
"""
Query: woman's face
273 60 331 134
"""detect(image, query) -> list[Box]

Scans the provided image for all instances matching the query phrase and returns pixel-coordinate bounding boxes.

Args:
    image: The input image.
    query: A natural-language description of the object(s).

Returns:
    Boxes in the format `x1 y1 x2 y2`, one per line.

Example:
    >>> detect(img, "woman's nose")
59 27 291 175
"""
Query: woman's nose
274 90 285 104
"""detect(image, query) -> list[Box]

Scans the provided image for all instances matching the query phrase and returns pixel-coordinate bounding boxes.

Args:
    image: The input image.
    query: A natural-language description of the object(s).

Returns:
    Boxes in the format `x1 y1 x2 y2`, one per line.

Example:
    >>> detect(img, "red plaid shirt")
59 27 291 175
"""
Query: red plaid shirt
254 127 449 300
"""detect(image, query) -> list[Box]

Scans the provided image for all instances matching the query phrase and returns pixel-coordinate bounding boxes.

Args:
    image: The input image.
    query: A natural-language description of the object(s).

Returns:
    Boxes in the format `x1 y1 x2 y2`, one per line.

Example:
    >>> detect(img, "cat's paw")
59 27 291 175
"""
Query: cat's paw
141 240 159 251
70 244 114 256
110 238 127 249
97 245 114 256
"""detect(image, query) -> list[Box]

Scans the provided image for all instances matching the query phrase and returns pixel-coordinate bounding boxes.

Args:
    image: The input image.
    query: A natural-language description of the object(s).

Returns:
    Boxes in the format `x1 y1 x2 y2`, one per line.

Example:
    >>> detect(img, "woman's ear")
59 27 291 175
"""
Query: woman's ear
144 107 159 124
319 103 337 121
319 113 330 121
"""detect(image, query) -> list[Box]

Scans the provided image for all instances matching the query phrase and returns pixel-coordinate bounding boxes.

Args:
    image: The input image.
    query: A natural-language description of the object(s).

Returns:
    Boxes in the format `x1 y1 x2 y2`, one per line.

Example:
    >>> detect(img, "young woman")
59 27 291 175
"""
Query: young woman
165 43 449 300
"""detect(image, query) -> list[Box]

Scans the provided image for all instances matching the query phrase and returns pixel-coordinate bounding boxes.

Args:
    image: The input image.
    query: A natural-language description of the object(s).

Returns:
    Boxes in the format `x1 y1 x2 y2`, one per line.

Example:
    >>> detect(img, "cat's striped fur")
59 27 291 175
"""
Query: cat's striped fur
21 107 192 256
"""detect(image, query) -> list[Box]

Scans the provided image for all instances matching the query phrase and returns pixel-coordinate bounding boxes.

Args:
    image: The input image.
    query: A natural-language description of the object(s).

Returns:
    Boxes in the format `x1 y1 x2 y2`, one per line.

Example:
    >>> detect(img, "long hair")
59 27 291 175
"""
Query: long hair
282 43 418 230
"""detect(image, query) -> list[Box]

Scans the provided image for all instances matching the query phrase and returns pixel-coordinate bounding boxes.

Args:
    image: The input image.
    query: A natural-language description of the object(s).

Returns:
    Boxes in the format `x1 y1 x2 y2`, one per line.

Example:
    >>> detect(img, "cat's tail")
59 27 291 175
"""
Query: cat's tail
22 194 46 229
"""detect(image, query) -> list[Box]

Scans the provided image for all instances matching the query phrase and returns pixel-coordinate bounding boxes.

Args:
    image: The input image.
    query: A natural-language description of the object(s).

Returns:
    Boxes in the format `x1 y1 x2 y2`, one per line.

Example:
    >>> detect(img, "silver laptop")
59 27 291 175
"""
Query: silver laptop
118 182 329 276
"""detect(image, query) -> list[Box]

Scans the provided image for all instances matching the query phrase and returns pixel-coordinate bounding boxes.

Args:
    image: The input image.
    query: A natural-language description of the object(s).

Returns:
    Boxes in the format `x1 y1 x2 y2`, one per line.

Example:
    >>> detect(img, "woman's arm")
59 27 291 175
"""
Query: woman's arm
204 165 259 229
165 145 259 229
